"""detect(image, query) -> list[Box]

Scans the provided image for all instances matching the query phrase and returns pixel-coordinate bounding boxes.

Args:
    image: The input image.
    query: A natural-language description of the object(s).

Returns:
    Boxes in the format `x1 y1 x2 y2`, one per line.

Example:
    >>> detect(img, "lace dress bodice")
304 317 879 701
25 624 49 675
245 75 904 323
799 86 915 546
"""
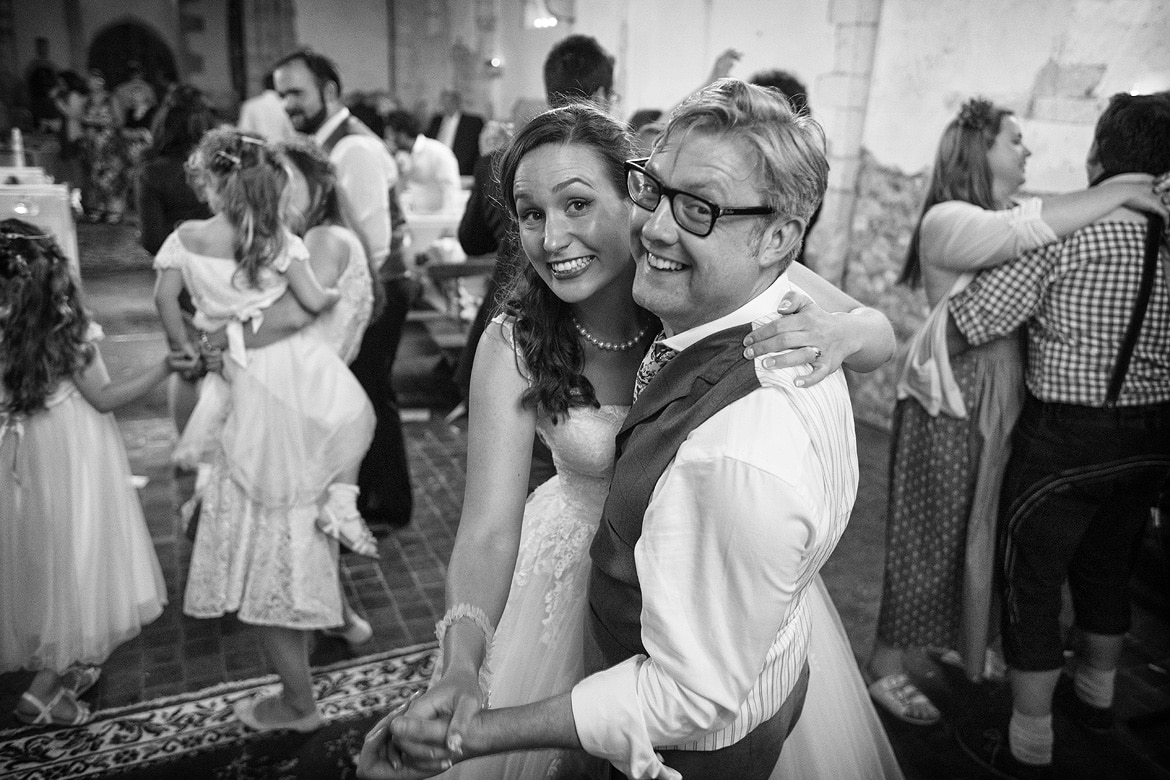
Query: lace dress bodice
513 403 627 641
494 316 629 651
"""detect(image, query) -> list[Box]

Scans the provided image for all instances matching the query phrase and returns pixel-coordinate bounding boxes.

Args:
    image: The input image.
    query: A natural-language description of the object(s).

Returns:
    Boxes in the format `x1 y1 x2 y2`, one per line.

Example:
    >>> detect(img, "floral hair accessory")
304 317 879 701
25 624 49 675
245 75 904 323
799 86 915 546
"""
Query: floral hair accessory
957 97 996 131
0 231 51 279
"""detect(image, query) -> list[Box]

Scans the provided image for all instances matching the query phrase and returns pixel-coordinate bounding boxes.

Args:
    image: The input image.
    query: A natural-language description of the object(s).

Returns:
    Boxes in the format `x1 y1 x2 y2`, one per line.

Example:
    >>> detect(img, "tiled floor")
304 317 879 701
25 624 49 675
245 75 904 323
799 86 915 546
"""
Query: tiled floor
2 222 1168 779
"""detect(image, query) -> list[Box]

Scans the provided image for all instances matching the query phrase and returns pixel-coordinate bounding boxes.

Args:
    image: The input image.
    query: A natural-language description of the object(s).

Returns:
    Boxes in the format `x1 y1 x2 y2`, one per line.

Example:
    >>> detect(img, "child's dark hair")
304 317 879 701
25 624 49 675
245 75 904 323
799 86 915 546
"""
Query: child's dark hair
187 127 289 288
0 219 94 414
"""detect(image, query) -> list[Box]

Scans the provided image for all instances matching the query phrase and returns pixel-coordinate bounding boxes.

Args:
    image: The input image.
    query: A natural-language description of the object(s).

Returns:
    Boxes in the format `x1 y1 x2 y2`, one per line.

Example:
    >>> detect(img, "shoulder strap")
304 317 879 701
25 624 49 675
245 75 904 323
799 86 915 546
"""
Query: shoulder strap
1105 213 1166 407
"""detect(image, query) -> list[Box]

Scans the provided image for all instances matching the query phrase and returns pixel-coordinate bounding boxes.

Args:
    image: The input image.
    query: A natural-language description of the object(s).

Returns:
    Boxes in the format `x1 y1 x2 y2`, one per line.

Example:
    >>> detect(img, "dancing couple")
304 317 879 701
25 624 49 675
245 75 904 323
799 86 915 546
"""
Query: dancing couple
359 78 903 780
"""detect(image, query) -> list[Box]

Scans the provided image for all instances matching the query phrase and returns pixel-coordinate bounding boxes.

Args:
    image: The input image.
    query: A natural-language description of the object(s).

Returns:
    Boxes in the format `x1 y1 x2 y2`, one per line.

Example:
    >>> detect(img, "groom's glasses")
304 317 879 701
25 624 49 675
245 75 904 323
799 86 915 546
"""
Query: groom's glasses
625 158 775 238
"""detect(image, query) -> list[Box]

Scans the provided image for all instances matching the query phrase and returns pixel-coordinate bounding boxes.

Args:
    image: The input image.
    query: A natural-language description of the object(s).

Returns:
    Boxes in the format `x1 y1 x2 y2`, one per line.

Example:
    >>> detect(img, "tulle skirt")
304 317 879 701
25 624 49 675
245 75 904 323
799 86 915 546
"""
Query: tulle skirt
436 475 607 780
0 386 166 673
177 330 375 507
181 331 373 630
773 576 906 779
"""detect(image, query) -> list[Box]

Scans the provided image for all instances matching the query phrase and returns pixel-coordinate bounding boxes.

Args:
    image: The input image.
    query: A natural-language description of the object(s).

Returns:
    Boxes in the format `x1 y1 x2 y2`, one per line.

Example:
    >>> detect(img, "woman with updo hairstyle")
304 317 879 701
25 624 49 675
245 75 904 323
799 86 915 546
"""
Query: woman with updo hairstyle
867 97 1166 726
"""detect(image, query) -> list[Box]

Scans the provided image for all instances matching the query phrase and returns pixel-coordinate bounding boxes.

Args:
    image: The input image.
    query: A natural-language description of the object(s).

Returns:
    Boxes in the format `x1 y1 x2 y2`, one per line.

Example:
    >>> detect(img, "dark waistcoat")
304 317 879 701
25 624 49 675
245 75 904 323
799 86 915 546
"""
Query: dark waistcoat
320 115 408 279
587 324 761 671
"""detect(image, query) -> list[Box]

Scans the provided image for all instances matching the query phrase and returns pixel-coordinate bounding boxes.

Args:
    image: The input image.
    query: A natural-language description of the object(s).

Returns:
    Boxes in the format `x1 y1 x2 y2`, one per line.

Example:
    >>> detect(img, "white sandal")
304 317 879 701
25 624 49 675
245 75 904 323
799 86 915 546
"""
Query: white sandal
867 673 941 726
316 504 379 558
13 688 93 727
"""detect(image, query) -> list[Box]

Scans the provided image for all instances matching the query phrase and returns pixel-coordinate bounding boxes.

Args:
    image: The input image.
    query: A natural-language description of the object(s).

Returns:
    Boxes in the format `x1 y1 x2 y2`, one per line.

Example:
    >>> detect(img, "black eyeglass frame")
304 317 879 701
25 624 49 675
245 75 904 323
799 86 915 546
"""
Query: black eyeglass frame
624 157 776 238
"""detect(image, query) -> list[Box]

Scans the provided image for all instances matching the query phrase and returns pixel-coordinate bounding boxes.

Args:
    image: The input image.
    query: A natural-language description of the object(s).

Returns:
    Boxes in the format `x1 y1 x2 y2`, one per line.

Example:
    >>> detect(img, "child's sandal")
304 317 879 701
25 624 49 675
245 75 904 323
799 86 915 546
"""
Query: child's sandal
61 664 102 697
317 505 380 559
13 688 93 727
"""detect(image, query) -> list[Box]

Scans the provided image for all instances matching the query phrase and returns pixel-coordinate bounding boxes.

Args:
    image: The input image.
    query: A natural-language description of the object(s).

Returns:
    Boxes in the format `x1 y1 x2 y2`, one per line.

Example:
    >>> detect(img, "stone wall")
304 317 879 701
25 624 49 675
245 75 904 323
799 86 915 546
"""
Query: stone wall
841 149 929 429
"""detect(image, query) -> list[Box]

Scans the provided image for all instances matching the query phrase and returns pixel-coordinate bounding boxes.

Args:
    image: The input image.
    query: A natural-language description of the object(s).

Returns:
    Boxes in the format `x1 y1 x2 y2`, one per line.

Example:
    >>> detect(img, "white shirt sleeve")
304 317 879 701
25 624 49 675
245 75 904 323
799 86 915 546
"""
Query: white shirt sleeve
920 198 1057 273
571 397 819 779
332 135 398 269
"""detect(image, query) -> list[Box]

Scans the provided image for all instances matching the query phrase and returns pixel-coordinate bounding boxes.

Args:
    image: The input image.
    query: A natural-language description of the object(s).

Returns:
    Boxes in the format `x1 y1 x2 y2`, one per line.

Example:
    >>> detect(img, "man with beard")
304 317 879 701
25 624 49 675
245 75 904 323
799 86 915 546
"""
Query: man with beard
269 49 415 535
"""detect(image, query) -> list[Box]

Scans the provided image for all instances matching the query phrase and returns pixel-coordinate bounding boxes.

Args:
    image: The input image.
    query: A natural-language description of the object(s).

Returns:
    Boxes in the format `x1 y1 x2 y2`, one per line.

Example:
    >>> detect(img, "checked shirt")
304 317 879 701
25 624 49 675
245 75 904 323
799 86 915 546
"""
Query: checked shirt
948 218 1170 407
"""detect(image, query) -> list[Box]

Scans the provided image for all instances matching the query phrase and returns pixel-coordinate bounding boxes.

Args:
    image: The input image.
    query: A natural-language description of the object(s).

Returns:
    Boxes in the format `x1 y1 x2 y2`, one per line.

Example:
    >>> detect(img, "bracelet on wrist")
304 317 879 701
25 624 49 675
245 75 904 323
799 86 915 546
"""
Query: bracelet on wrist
432 603 494 702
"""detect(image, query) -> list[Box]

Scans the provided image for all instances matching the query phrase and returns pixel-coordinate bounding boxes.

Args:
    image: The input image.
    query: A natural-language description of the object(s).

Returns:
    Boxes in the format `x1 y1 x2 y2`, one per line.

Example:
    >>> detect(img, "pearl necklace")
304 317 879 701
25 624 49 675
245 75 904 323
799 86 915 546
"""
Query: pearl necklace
571 315 651 352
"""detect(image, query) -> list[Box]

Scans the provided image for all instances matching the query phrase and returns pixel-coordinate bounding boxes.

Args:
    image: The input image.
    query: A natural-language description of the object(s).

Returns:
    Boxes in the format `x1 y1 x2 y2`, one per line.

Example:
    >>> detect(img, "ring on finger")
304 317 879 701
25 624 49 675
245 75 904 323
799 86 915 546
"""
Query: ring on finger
810 346 822 364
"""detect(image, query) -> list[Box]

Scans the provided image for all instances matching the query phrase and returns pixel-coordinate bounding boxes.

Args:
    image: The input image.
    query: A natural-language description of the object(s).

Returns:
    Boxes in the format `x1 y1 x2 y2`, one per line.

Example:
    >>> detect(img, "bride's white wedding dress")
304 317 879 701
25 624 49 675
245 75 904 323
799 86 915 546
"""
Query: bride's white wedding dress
442 322 904 779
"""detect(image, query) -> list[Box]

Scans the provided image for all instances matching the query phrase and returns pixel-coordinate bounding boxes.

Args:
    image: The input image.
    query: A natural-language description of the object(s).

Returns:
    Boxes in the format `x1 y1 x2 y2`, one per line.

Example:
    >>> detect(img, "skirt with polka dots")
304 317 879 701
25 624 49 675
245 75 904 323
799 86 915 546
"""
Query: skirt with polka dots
877 336 1024 652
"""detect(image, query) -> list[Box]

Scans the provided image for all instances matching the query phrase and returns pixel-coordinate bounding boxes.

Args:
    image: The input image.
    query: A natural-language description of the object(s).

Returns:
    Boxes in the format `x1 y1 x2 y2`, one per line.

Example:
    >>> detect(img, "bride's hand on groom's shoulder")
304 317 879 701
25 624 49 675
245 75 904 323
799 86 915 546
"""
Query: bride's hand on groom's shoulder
743 289 848 387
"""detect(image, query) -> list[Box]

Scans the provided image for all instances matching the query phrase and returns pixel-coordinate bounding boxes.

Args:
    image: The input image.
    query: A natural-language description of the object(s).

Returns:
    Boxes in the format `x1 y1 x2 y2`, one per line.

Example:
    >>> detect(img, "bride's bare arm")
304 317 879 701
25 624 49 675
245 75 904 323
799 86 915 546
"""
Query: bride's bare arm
742 262 895 386
407 321 538 731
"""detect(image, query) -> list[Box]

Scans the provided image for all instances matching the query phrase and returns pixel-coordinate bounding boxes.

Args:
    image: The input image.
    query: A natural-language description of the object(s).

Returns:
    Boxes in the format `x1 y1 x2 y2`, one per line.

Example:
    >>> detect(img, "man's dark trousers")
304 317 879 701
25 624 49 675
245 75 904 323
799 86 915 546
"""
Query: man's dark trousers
349 276 414 528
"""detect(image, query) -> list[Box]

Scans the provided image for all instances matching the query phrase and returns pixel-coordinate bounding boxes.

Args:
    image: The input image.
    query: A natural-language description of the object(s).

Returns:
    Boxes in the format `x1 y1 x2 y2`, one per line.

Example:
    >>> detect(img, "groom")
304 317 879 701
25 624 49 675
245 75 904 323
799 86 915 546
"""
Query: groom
359 79 859 780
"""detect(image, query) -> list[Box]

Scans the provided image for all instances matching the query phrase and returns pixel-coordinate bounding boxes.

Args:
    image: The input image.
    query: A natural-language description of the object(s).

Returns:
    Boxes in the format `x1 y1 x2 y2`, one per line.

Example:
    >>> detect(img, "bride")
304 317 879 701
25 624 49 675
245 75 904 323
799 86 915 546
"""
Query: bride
362 102 903 780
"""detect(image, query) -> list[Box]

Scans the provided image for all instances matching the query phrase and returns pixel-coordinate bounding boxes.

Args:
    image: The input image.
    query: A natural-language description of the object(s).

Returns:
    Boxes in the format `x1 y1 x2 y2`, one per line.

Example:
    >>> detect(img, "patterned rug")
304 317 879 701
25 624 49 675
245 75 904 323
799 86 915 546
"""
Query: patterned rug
0 643 436 780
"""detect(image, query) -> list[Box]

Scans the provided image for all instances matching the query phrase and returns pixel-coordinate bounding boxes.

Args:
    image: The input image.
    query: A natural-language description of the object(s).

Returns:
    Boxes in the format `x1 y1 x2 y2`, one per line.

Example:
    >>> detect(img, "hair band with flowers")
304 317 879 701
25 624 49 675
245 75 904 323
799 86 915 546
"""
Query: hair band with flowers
0 231 51 279
957 97 996 131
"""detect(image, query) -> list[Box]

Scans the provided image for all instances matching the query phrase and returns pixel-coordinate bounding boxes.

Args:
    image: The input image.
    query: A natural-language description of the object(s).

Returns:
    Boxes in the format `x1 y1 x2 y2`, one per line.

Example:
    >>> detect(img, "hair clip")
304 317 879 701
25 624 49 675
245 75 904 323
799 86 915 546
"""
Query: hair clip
0 231 51 241
240 135 266 147
957 98 996 131
214 150 242 169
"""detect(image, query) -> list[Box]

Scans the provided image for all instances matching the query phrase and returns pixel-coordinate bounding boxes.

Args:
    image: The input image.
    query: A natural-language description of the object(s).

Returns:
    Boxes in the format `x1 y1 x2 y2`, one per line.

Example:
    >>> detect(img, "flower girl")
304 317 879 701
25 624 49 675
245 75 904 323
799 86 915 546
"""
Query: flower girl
1 219 194 726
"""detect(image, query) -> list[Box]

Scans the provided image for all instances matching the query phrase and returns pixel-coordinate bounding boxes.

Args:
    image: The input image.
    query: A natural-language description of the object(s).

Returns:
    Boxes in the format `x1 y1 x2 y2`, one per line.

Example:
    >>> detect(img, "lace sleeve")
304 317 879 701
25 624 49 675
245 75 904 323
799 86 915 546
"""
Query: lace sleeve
151 231 185 271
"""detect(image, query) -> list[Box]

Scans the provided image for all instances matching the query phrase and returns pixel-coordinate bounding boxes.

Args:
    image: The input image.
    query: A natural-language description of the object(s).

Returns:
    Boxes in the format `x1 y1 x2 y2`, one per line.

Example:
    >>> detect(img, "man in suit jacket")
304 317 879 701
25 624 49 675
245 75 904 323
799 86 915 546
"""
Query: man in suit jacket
361 79 859 780
425 89 483 177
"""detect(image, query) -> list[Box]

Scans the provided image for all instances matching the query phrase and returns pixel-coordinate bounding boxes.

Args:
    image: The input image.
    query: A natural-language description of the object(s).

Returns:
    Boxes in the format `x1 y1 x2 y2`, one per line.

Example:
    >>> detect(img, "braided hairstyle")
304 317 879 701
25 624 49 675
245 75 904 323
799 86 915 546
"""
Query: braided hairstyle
0 219 94 414
186 127 289 288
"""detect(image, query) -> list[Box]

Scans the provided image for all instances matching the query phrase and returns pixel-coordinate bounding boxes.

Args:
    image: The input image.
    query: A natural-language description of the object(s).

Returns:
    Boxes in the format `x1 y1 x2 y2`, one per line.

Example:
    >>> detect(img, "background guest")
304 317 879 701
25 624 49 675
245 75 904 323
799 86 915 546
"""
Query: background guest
749 68 816 263
628 107 663 154
384 108 462 214
868 97 1167 727
50 70 88 193
238 71 295 143
425 88 483 176
135 84 219 438
79 68 128 224
272 48 413 530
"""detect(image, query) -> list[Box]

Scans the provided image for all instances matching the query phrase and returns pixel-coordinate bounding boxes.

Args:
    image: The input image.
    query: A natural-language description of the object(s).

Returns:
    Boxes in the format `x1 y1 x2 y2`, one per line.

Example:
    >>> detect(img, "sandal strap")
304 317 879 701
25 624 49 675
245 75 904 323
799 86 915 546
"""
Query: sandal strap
874 673 937 710
17 688 90 726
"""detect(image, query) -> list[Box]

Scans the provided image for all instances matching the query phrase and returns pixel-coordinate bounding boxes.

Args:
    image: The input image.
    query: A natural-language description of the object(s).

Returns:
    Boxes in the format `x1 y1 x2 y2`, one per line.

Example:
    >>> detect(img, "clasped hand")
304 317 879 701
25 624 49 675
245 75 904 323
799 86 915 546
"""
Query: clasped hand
357 669 483 779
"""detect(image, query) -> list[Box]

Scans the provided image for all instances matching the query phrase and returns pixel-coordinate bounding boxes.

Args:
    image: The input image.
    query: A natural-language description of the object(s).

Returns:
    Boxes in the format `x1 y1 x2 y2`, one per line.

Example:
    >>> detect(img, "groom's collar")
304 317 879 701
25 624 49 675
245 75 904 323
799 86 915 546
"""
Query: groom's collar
660 271 792 354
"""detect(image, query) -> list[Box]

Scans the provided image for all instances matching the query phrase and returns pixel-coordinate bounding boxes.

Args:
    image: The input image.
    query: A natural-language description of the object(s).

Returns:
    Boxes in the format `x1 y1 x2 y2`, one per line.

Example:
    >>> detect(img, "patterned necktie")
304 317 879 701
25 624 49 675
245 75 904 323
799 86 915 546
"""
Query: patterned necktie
633 332 679 403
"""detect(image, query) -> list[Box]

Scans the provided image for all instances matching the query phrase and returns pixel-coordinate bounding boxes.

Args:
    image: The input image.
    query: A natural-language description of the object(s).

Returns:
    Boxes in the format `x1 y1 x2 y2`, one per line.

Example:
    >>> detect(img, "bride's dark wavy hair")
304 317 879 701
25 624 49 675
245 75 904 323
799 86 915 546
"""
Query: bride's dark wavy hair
496 103 637 418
